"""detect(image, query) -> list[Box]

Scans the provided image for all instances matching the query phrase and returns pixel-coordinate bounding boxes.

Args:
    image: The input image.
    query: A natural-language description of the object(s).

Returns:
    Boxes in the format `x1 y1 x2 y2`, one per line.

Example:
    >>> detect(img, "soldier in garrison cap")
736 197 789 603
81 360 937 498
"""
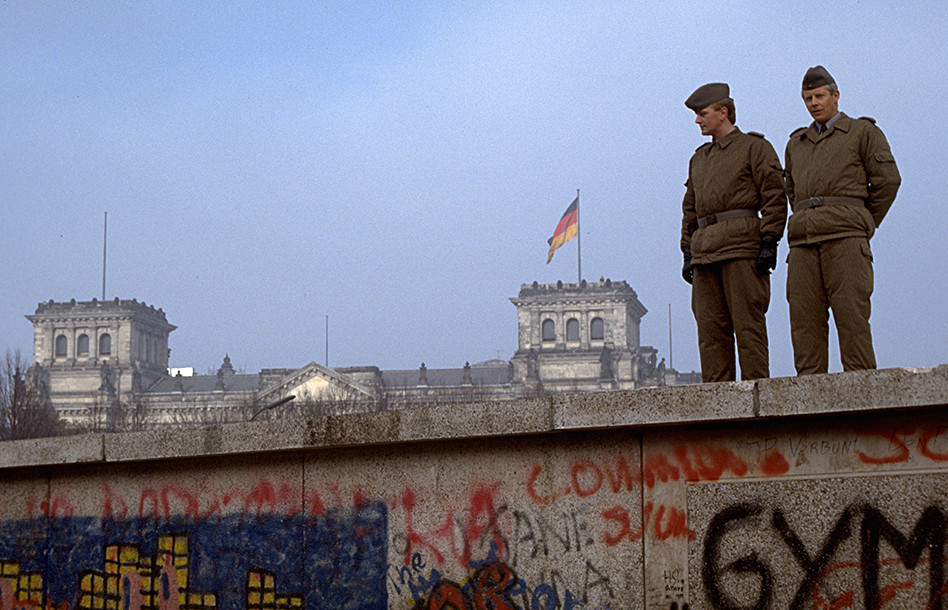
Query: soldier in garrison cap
680 83 787 382
784 66 901 375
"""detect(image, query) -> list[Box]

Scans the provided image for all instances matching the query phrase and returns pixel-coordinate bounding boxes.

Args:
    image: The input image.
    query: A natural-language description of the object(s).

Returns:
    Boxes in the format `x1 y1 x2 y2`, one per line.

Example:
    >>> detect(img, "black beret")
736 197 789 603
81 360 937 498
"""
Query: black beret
685 83 729 112
802 65 835 91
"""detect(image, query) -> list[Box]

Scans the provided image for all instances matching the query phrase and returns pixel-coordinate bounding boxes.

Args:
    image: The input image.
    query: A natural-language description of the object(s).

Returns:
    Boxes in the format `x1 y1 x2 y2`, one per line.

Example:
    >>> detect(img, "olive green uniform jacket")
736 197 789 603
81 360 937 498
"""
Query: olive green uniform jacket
681 128 788 264
784 113 900 243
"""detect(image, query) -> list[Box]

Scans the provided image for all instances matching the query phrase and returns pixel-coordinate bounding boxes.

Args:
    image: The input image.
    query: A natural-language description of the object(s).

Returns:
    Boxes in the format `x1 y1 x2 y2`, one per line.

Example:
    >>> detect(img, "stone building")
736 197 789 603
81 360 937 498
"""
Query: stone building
26 279 697 427
25 298 176 424
509 278 657 393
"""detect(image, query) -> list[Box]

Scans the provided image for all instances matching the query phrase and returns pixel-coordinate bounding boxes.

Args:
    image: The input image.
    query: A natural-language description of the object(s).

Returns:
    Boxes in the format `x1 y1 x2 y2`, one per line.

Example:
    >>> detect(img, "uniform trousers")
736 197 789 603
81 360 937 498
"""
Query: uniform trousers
692 259 770 382
787 237 875 375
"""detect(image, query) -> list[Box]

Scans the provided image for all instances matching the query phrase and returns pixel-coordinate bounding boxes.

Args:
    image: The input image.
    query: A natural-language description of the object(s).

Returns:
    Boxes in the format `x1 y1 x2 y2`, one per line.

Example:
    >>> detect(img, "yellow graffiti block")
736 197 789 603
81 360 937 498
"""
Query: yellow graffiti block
248 571 261 588
0 562 19 577
120 547 139 566
263 592 274 604
173 536 187 556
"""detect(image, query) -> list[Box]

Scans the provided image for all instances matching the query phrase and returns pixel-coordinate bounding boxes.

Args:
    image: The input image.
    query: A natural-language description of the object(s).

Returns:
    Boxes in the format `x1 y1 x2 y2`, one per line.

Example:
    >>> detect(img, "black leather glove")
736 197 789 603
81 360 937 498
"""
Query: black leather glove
682 252 694 284
756 239 778 275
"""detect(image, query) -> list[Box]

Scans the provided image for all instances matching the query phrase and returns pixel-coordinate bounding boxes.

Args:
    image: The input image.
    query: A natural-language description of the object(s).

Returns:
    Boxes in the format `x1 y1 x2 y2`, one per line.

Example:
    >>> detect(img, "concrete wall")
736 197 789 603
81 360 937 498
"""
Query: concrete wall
1 365 946 609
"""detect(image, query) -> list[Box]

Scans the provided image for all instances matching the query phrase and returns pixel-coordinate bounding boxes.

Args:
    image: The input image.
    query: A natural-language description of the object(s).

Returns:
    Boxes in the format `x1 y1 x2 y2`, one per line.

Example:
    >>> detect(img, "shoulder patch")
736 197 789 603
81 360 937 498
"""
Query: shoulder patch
858 116 877 124
790 126 807 137
747 131 765 138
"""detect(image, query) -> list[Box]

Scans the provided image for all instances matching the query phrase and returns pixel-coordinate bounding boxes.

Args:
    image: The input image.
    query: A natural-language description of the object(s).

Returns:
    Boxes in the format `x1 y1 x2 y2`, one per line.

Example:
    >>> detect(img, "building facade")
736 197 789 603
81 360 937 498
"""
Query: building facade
26 280 696 427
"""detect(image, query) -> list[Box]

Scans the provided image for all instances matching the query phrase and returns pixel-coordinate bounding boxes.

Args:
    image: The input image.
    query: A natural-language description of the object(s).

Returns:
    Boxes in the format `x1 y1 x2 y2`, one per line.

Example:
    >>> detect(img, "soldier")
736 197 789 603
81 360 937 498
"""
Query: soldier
681 83 788 382
784 66 901 374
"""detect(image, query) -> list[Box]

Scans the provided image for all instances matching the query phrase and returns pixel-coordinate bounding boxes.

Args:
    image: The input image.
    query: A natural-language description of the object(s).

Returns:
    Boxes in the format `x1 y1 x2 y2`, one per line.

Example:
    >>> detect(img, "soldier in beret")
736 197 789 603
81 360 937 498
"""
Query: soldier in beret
784 66 901 374
680 83 788 382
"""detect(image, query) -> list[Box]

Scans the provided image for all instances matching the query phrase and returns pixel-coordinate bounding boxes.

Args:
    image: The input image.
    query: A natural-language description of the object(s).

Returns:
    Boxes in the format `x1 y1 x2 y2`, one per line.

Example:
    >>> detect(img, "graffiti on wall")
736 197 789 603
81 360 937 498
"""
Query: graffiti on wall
701 502 947 609
0 480 388 610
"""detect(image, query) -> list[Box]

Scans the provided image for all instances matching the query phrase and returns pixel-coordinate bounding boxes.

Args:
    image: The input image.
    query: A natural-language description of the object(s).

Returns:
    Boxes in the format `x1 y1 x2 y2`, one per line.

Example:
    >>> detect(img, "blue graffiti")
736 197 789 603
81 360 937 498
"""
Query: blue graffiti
0 502 388 610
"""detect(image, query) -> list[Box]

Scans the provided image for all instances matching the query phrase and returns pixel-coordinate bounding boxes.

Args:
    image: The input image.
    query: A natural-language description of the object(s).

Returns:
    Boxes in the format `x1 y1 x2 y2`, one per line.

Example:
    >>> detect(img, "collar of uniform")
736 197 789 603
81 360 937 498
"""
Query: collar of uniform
807 112 850 141
712 126 742 150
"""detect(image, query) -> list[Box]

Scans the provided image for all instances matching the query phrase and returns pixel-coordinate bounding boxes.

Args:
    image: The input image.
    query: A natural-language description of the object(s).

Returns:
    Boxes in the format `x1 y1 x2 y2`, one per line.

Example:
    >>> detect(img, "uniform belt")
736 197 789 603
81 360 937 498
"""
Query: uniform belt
794 196 864 212
696 209 759 228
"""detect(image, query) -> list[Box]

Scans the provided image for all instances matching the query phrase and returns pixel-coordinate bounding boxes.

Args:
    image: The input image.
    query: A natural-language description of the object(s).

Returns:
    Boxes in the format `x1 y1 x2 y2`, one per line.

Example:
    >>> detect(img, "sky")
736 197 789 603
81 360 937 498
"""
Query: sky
2 1 946 379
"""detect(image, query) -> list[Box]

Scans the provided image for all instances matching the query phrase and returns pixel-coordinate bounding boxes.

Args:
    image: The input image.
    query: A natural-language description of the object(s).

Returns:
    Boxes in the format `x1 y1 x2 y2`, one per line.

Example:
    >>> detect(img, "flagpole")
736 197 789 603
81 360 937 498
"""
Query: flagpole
576 189 581 283
102 211 107 300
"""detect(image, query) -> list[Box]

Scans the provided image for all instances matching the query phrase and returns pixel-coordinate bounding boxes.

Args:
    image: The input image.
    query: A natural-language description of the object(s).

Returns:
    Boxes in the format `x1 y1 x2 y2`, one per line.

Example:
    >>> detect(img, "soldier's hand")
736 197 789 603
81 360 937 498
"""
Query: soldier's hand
756 240 778 275
682 252 694 284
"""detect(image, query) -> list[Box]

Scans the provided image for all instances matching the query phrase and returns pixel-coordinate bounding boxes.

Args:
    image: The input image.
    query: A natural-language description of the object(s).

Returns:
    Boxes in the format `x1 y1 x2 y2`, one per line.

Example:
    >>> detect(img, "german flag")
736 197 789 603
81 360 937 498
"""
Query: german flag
546 196 578 263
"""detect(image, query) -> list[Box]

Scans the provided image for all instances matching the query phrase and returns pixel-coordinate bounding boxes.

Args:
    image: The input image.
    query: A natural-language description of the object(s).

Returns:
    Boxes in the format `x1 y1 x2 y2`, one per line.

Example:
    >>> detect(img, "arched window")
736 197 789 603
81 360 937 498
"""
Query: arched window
591 317 604 340
566 318 580 341
99 333 112 356
541 319 556 342
55 335 68 358
77 334 90 357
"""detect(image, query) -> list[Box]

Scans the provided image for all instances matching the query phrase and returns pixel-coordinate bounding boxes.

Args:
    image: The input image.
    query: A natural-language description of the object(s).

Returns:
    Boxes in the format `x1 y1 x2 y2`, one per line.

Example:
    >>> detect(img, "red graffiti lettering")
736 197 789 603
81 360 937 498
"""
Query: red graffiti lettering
425 581 466 610
526 464 570 505
400 488 446 566
471 562 517 610
602 502 653 545
760 449 790 476
653 504 695 541
603 455 638 493
40 495 74 517
642 453 680 488
571 458 603 498
308 490 326 516
140 489 161 519
422 562 518 610
462 484 505 569
243 479 300 516
674 444 747 482
162 486 200 518
920 426 948 462
103 484 128 519
857 427 912 464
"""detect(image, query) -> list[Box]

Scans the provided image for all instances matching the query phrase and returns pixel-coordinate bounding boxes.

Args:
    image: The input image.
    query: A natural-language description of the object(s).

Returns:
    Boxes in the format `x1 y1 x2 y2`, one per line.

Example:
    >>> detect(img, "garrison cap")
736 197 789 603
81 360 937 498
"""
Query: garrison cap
802 65 835 91
685 83 729 112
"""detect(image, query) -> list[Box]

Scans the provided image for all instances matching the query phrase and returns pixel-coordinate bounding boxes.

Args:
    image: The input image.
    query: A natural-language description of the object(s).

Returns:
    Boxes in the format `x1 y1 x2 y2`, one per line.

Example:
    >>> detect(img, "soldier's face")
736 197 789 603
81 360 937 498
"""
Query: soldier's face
695 105 727 137
803 86 840 124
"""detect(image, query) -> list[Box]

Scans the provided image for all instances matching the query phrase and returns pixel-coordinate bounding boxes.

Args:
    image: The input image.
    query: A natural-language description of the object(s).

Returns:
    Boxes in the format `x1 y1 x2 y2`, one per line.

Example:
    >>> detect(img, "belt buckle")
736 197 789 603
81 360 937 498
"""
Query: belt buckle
706 213 717 225
810 197 824 208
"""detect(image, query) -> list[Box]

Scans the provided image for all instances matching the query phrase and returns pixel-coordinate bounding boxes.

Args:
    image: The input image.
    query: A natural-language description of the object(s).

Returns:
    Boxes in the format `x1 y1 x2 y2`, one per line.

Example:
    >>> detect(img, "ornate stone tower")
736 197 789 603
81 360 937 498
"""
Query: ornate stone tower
509 279 657 391
25 298 176 420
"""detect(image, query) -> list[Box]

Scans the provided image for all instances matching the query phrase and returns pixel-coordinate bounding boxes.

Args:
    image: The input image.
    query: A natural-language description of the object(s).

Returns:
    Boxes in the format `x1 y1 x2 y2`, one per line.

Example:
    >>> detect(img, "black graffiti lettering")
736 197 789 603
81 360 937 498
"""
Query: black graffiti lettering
701 503 772 610
861 505 947 610
513 510 538 566
583 559 615 602
772 506 854 609
535 510 573 554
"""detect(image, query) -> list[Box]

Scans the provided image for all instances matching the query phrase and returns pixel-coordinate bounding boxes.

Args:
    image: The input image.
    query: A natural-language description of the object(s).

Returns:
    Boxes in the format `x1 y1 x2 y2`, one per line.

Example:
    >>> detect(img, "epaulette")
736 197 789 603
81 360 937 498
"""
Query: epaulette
790 126 807 137
747 131 765 138
858 116 877 124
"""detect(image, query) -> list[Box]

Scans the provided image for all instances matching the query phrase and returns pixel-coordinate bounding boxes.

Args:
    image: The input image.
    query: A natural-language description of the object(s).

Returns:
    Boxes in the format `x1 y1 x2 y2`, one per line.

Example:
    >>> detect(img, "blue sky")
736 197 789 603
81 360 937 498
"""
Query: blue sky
2 1 946 378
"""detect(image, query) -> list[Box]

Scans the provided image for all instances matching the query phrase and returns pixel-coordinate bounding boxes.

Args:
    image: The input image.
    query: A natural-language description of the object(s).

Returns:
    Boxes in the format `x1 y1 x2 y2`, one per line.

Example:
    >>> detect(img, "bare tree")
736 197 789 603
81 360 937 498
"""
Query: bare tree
0 350 63 440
